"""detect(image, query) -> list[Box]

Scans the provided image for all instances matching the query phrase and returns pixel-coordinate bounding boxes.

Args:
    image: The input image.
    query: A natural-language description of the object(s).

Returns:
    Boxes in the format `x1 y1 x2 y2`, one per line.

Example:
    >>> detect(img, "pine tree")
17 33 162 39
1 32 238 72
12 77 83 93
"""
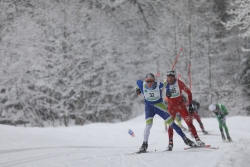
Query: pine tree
223 0 250 115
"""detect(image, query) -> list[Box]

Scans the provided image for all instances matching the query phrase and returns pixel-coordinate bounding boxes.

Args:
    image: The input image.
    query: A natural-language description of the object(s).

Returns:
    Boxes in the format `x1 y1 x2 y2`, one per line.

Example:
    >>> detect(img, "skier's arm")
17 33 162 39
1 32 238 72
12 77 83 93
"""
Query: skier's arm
178 80 192 104
221 105 228 115
136 80 144 94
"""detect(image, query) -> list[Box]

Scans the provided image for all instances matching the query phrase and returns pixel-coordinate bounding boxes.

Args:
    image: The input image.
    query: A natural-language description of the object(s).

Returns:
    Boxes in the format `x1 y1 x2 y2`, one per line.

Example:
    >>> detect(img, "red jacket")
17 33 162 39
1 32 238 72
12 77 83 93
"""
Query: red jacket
166 79 192 107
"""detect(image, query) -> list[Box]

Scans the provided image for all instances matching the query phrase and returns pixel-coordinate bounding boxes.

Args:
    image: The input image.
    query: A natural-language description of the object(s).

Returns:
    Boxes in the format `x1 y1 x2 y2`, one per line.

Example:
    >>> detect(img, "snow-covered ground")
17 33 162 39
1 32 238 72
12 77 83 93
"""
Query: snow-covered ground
0 115 249 167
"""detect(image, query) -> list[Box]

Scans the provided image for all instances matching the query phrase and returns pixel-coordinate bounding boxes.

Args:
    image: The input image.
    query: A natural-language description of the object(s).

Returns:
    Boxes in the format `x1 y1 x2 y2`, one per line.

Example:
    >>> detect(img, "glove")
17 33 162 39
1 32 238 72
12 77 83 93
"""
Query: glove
188 104 194 114
136 88 141 95
214 111 222 118
166 91 172 98
218 110 225 116
218 112 224 118
217 113 223 118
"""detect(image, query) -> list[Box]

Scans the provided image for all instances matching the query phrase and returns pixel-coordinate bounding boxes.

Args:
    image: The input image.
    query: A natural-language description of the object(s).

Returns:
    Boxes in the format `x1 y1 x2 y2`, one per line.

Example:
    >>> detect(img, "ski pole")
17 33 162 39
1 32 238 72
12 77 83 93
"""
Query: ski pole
171 48 183 70
188 65 192 91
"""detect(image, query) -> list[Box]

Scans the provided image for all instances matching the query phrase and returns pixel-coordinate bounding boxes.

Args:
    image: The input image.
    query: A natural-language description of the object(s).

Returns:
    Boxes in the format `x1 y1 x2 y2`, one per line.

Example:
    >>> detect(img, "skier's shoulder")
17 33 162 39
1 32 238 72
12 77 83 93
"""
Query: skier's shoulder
216 103 225 108
177 79 186 87
136 80 144 89
137 79 143 84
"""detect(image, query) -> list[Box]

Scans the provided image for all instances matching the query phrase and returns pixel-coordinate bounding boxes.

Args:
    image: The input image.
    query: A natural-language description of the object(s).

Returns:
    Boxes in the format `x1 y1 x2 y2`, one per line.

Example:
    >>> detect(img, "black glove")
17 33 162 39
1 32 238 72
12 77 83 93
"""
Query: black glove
218 111 224 118
166 91 172 98
214 109 224 117
136 88 141 95
188 104 194 114
214 111 222 118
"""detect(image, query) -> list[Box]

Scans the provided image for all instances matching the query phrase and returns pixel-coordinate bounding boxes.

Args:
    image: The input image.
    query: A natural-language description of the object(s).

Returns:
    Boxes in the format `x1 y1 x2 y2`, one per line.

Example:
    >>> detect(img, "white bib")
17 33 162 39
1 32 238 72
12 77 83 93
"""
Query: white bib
169 80 181 98
143 82 161 102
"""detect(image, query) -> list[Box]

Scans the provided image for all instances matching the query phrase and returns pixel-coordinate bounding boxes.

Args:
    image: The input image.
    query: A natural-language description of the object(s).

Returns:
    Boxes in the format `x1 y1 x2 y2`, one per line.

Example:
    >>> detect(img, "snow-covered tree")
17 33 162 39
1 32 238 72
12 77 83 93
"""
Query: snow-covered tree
222 0 250 51
223 0 250 115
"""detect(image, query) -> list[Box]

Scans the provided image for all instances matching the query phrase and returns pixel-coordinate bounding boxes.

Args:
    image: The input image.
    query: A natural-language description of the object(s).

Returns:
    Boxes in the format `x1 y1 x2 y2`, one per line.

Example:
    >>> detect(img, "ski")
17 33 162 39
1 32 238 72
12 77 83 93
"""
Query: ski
209 146 219 149
184 144 213 150
184 145 219 150
126 149 171 155
125 150 155 155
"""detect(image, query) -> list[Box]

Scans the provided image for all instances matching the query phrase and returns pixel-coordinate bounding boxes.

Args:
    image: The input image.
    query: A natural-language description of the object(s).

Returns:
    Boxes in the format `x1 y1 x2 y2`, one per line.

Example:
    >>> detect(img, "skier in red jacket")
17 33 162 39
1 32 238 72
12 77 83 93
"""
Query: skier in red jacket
182 96 208 135
165 70 205 151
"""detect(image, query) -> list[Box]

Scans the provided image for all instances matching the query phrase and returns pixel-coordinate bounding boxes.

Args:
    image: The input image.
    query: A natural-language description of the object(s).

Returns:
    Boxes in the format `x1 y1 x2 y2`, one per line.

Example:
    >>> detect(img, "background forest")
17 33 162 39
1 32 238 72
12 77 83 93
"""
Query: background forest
0 0 249 127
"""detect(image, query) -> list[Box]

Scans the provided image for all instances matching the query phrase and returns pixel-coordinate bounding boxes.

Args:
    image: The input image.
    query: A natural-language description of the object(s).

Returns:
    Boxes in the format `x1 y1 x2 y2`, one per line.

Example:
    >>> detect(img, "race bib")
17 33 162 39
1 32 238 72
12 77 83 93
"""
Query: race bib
143 82 161 102
169 80 181 98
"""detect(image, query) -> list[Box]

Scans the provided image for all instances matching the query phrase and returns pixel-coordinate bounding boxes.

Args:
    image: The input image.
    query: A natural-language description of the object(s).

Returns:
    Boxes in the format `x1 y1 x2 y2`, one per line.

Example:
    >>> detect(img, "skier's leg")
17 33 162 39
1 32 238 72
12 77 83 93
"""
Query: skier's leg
139 104 155 152
193 112 207 134
164 120 168 131
175 114 182 127
154 103 177 139
143 118 153 142
217 117 226 141
221 117 232 141
175 113 186 130
179 106 205 146
154 103 195 147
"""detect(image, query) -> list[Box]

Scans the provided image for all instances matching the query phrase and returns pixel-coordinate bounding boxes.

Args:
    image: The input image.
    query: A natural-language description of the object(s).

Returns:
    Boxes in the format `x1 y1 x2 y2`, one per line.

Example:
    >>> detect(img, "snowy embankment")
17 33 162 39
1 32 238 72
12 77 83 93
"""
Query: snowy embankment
0 115 249 167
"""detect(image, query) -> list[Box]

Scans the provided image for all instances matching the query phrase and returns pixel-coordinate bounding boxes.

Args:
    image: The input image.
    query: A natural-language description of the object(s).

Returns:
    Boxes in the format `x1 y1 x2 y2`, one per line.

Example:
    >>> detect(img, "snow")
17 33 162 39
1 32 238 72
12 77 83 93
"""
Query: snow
0 115 249 167
1 0 249 127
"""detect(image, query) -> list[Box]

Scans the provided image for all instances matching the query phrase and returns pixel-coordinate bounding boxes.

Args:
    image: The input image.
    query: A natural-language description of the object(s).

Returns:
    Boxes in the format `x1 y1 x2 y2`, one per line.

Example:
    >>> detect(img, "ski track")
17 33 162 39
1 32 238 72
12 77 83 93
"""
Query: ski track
0 116 249 167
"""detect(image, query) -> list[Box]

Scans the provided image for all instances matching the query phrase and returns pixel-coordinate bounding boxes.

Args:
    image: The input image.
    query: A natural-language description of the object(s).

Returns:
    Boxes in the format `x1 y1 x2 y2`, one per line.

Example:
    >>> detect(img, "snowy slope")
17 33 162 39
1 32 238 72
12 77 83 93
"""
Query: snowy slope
0 115 249 167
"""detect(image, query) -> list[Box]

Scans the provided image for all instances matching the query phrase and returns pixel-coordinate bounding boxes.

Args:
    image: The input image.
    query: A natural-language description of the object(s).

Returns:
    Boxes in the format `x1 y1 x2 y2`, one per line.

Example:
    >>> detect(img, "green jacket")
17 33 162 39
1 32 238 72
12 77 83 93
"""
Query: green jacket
214 103 228 118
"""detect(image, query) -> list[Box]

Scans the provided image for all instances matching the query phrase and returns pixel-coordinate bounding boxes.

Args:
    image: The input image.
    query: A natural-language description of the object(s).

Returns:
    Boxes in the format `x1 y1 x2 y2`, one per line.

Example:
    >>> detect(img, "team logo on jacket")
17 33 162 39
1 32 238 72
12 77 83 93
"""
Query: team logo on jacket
185 116 192 122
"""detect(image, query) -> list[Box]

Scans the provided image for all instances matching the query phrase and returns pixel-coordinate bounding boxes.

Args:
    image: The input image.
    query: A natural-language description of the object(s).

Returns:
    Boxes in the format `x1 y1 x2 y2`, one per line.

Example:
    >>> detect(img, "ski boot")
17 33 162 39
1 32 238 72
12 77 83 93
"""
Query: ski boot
221 132 226 141
195 136 205 146
227 135 232 142
166 139 173 151
139 142 148 153
183 137 196 147
202 130 208 135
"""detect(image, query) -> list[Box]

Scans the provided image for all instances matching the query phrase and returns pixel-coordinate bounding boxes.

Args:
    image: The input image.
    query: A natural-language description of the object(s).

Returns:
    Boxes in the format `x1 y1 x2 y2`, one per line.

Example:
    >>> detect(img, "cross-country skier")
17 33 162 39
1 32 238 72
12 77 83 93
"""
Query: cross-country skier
208 104 232 142
136 73 196 152
190 100 208 134
165 70 205 151
182 96 208 135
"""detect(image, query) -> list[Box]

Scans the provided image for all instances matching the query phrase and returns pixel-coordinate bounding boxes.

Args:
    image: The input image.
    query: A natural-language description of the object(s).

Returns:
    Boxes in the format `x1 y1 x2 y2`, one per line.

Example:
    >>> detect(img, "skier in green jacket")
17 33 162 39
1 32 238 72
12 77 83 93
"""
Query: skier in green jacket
209 104 232 142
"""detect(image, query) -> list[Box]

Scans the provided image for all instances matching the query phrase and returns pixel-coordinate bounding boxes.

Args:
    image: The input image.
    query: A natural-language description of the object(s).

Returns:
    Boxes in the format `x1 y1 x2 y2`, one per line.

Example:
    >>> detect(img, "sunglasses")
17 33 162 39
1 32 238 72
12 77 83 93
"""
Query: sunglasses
146 81 154 83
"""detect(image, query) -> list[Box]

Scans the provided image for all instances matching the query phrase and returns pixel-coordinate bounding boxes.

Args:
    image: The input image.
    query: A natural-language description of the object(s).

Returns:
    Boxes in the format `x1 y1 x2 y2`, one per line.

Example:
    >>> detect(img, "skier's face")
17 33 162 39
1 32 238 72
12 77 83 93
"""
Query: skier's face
167 75 175 84
145 80 154 88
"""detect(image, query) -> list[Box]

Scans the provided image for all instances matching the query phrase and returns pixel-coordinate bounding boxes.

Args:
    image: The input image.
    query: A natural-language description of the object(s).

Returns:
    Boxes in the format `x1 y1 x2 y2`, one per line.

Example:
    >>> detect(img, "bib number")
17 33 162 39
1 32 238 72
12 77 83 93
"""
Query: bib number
149 93 154 97
171 88 177 93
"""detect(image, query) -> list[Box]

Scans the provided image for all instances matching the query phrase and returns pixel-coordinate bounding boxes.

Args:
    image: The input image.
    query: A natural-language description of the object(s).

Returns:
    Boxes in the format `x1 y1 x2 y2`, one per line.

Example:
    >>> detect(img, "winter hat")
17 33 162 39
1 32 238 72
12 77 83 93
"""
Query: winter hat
209 104 216 112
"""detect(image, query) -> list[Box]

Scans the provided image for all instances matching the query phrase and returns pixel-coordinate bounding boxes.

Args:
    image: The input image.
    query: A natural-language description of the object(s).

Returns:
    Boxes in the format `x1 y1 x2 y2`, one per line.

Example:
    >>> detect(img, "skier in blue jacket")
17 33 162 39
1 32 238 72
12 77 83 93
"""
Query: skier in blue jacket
136 73 196 152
